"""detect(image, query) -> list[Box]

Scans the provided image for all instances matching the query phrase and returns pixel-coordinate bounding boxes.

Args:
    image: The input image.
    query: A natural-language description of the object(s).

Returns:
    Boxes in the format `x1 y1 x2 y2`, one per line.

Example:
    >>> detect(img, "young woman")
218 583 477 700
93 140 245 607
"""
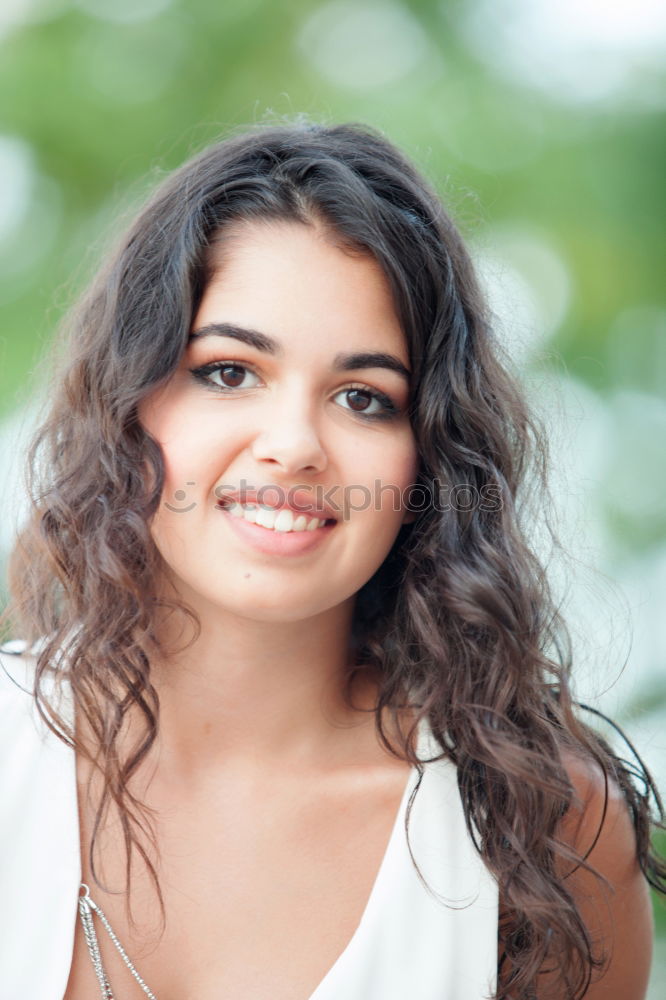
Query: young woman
0 121 663 1000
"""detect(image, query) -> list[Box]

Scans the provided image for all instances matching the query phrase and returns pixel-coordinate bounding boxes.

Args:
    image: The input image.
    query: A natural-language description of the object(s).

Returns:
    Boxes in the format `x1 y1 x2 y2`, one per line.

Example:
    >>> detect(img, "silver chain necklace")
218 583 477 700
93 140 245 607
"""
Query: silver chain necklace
78 883 158 1000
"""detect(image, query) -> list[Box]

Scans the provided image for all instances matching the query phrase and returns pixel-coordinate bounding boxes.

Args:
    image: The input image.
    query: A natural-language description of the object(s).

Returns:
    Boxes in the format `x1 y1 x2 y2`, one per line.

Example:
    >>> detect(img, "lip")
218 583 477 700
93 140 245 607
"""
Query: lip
216 487 339 523
218 504 337 556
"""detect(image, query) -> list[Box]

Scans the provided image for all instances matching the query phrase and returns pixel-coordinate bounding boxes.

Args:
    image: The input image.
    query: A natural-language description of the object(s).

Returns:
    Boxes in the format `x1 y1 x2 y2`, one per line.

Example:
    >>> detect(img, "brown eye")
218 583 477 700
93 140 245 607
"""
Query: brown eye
333 384 399 421
346 389 373 411
189 361 261 391
218 365 247 387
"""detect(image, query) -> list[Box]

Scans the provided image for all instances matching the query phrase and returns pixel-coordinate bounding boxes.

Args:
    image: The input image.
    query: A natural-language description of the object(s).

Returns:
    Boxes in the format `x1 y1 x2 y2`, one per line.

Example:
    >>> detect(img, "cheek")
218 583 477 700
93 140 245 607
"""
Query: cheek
142 398 224 493
400 438 420 487
348 435 418 531
371 432 419 503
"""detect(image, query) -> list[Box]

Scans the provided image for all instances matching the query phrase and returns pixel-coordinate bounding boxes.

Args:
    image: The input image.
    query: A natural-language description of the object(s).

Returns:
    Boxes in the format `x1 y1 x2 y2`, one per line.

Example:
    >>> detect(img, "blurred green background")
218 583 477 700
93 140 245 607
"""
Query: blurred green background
0 0 664 991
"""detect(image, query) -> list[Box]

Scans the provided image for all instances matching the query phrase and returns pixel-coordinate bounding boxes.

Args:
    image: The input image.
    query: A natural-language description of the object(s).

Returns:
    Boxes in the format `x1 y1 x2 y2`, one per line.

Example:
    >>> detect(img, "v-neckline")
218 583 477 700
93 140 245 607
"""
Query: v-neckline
63 698 423 1000
307 756 420 999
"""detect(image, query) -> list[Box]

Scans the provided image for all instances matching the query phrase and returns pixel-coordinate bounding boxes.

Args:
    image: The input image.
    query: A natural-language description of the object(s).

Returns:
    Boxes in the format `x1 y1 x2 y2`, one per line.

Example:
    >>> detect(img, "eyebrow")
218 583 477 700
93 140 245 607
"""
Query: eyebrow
189 322 411 381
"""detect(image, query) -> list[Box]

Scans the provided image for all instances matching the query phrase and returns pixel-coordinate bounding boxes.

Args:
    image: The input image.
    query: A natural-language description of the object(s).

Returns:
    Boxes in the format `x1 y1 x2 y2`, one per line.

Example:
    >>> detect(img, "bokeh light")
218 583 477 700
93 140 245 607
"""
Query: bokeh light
460 0 666 105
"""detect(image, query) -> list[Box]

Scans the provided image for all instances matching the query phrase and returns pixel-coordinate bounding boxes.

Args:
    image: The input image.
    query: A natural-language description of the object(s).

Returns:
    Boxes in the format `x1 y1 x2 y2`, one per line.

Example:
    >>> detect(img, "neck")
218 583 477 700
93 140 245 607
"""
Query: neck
142 595 380 780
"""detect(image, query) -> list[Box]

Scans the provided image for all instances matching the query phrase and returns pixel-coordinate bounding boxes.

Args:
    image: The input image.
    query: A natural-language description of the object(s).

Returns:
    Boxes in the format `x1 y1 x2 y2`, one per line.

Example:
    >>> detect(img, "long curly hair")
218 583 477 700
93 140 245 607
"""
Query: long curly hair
5 120 665 998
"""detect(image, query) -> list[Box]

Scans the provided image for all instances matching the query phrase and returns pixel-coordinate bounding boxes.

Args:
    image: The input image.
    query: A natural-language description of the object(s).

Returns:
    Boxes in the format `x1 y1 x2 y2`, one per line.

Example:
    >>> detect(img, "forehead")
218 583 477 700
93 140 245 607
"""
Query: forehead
195 220 409 364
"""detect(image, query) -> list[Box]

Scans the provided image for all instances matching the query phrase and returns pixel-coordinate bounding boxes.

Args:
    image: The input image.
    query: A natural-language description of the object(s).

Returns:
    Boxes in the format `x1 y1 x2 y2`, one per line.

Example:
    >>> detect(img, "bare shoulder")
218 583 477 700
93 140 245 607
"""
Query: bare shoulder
559 749 648 883
552 749 653 999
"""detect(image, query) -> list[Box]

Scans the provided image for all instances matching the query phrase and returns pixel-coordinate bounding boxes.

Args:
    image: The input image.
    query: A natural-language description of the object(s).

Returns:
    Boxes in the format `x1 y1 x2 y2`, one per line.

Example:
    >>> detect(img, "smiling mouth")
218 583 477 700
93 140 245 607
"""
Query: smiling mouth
216 499 336 533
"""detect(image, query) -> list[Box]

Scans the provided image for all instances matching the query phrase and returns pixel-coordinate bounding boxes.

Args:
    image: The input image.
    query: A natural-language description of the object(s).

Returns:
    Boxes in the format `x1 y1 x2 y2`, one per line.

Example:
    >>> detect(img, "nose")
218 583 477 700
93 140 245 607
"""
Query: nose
250 395 328 476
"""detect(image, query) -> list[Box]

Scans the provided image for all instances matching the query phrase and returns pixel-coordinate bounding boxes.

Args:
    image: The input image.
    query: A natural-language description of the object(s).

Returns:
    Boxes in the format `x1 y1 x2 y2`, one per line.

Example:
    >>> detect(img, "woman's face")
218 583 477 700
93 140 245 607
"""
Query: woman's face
139 219 418 625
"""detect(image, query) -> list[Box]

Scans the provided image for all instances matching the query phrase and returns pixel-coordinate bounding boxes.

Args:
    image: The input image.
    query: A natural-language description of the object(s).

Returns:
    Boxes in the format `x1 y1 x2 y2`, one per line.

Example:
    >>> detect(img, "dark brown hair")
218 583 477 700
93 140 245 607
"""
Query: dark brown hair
5 120 665 998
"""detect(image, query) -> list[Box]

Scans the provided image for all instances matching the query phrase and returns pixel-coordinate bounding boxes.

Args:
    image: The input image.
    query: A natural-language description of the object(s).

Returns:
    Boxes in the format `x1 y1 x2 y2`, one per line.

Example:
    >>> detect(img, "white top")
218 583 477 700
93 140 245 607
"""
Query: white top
0 648 498 1000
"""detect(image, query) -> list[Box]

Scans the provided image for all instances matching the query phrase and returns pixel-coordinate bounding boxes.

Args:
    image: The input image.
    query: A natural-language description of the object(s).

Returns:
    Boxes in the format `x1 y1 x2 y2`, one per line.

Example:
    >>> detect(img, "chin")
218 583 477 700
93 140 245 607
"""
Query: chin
187 585 338 625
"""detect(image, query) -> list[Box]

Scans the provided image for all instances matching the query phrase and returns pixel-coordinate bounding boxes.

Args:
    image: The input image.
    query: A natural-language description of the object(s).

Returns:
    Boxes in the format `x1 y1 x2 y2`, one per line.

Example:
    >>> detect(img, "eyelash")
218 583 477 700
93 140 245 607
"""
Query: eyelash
188 361 400 422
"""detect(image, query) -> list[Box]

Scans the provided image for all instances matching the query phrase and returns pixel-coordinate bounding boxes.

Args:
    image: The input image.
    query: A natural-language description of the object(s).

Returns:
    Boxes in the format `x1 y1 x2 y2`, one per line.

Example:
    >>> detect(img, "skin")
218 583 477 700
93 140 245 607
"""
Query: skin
138 218 419 776
64 219 421 998
64 219 653 998
512 756 654 999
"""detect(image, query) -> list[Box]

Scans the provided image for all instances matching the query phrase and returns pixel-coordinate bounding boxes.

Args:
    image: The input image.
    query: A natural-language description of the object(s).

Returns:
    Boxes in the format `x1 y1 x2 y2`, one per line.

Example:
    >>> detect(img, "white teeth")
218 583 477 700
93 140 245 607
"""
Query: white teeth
255 506 277 530
224 501 328 533
226 502 244 519
241 504 257 523
274 509 294 532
